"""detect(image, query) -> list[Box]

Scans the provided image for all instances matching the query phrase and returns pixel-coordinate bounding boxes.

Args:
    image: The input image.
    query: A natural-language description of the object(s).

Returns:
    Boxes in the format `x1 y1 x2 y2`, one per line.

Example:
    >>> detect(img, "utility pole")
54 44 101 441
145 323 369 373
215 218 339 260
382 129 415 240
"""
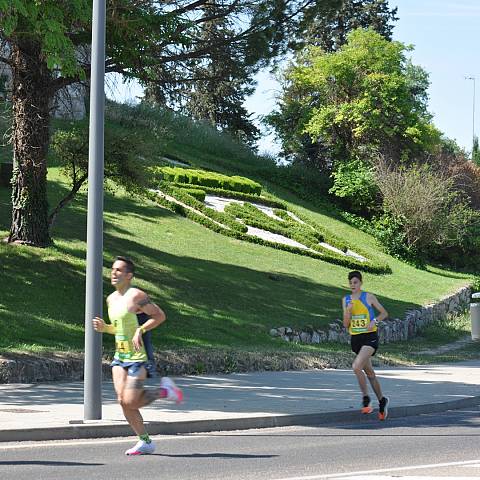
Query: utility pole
465 76 476 156
84 0 106 420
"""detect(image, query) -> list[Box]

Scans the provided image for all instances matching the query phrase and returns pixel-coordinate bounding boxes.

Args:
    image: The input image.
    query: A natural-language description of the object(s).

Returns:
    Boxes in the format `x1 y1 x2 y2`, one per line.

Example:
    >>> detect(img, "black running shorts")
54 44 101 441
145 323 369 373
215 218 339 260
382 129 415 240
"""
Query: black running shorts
350 332 379 356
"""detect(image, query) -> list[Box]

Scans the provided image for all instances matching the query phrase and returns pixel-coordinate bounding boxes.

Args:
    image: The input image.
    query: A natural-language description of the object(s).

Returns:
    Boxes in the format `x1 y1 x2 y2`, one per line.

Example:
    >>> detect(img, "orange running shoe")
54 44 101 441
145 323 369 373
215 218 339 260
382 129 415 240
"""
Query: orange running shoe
378 396 389 421
361 395 373 414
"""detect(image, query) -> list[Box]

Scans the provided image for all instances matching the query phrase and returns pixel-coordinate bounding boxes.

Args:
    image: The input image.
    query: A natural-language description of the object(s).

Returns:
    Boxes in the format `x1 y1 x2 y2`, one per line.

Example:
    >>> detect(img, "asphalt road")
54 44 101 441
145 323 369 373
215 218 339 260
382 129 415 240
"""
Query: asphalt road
1 407 480 480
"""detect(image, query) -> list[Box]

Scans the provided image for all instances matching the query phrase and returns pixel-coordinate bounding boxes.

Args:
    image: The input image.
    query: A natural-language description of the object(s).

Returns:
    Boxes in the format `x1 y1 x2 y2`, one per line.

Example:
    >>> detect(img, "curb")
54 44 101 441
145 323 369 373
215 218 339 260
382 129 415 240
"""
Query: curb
2 395 480 443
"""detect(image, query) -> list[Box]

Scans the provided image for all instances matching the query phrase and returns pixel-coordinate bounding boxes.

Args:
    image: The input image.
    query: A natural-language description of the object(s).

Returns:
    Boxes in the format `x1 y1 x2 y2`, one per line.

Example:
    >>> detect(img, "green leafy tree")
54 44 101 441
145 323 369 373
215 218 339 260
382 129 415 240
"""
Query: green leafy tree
145 1 346 145
268 29 440 172
1 0 334 246
472 135 480 166
49 119 147 227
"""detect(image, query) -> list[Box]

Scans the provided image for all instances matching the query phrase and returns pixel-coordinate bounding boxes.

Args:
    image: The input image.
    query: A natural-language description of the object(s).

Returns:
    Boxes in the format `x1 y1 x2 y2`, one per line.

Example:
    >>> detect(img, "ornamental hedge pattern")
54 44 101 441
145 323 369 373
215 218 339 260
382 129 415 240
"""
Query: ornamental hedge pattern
146 167 391 274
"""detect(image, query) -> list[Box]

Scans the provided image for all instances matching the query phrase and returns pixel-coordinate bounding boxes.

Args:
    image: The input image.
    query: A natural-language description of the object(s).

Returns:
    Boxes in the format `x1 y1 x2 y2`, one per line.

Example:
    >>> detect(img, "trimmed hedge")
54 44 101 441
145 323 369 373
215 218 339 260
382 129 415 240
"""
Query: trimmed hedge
152 166 262 195
176 187 206 202
171 183 287 209
159 183 247 233
225 203 322 246
274 208 348 252
147 189 391 274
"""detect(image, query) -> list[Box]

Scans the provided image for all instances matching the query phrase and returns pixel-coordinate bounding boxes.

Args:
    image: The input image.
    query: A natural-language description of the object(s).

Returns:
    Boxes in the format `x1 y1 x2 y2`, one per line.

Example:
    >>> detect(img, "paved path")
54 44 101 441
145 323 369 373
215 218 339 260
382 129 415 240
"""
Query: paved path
0 360 479 442
418 335 474 355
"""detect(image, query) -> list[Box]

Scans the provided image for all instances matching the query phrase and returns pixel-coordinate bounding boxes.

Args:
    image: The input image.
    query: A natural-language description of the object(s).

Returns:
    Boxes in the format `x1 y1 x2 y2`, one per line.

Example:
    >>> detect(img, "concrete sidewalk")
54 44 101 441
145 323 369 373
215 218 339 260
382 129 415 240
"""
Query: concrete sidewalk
0 361 479 442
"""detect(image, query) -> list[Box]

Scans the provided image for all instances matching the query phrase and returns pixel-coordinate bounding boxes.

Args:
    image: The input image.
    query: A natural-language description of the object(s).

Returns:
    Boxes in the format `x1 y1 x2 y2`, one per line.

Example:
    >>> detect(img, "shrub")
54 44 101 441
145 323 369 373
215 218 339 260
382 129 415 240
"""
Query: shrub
372 213 422 266
160 183 247 233
448 160 480 210
375 160 480 262
171 183 287 209
151 166 262 195
329 158 380 215
176 187 206 202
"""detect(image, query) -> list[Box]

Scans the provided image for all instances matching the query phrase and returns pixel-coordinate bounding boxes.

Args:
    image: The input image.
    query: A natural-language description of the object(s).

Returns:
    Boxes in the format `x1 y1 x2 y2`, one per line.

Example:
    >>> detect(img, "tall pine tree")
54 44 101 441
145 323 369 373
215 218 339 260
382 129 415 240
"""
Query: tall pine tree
185 2 259 144
294 0 398 52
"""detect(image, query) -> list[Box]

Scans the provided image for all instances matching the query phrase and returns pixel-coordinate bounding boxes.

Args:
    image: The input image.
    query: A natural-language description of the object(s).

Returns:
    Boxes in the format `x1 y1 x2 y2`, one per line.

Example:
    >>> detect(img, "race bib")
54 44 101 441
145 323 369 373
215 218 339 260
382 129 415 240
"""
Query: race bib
350 314 369 333
115 335 132 357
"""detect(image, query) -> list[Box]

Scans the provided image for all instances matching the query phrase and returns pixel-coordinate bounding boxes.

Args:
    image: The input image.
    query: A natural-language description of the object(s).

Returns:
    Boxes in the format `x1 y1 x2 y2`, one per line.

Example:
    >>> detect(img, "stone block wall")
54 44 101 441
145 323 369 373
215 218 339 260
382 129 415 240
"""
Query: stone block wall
270 286 472 345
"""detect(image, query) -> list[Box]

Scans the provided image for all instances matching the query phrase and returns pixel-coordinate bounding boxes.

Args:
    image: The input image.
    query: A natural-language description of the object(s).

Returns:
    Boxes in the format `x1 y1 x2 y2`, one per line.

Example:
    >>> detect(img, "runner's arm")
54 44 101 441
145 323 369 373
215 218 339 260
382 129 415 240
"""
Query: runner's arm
135 292 166 331
92 316 116 334
368 294 388 322
342 297 353 329
131 290 166 350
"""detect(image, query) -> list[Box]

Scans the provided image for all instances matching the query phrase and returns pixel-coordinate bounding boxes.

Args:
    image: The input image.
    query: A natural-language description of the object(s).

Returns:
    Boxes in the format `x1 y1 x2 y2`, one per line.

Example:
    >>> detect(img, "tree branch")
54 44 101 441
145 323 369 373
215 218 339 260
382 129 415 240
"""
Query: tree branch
48 173 88 227
0 56 13 67
169 0 211 16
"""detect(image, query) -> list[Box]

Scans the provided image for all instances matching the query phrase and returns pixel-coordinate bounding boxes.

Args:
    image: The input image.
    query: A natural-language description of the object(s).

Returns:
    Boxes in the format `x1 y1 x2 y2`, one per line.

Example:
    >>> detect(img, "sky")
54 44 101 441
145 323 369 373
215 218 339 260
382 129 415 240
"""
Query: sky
108 0 480 155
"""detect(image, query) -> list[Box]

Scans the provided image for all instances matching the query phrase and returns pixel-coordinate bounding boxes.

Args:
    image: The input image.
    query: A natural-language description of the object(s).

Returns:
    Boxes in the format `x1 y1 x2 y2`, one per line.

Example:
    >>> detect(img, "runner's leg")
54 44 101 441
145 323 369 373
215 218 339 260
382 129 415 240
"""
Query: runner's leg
364 357 383 401
352 345 375 396
118 367 149 436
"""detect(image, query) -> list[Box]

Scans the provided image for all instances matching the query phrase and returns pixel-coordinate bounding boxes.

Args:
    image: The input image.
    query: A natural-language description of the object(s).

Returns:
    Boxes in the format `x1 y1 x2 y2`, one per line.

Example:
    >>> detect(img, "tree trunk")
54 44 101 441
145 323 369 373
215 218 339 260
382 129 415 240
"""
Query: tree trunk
8 40 53 247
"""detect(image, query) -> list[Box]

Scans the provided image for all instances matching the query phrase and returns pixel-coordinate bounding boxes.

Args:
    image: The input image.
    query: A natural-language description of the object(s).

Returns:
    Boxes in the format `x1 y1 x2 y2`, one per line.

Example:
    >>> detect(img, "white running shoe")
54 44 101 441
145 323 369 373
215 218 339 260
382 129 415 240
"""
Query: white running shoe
160 376 184 404
125 440 155 456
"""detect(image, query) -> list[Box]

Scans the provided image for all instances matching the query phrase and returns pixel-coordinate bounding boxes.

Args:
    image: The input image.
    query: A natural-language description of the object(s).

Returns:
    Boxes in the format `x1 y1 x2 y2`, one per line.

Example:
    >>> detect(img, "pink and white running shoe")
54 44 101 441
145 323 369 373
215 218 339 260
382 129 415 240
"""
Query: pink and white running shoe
125 440 155 456
160 376 184 404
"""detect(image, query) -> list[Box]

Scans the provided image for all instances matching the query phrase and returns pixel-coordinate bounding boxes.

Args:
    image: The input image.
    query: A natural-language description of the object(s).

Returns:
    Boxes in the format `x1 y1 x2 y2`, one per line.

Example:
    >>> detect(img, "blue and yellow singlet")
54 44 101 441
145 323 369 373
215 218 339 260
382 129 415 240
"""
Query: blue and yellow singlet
345 291 377 335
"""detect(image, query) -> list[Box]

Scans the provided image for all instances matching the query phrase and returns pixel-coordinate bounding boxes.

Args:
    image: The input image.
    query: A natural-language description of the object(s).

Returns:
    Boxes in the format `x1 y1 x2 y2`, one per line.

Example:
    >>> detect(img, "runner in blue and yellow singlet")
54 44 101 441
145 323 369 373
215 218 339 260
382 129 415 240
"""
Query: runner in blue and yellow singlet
342 271 389 420
93 256 183 455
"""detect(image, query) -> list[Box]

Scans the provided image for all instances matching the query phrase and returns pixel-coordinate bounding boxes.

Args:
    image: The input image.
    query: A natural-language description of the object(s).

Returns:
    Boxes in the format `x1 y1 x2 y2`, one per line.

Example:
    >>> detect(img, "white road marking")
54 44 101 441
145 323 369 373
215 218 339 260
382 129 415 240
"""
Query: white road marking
333 477 478 480
272 460 480 480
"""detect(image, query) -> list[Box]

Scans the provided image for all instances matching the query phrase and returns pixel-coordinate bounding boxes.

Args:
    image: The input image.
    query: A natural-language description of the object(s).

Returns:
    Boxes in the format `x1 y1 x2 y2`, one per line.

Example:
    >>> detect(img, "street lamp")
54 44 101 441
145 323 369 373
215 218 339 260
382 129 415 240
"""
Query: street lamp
465 76 476 156
84 0 106 420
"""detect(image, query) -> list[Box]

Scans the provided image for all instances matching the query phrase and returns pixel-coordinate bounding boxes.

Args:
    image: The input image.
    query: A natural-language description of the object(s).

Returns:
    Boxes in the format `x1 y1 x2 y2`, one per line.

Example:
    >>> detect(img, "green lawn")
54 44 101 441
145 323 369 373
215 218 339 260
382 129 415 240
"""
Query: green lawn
0 102 474 357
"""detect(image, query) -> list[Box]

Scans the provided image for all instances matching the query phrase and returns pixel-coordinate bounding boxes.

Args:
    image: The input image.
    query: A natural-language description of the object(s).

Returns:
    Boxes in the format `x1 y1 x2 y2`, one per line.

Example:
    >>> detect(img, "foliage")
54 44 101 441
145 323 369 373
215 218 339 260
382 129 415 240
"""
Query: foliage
423 139 480 211
472 135 480 166
293 0 398 52
176 187 206 202
146 2 259 144
262 162 333 201
371 213 422 266
339 211 376 235
159 182 247 233
171 184 288 209
142 1 344 140
267 29 441 171
225 202 323 246
153 166 262 195
152 172 391 273
49 121 146 225
3 0 337 245
329 157 379 214
374 160 480 263
150 188 390 273
104 102 268 175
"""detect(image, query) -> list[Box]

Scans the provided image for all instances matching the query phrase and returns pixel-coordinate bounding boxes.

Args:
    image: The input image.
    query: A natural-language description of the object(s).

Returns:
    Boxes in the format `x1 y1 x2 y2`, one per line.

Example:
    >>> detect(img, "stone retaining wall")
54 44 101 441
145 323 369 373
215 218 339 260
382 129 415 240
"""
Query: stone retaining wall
0 349 363 384
270 286 472 345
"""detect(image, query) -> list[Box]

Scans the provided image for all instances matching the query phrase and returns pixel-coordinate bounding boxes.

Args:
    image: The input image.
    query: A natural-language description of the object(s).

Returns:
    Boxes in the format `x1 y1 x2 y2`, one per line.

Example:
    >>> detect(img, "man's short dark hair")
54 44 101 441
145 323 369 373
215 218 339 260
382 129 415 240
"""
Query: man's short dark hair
348 270 362 282
115 256 135 275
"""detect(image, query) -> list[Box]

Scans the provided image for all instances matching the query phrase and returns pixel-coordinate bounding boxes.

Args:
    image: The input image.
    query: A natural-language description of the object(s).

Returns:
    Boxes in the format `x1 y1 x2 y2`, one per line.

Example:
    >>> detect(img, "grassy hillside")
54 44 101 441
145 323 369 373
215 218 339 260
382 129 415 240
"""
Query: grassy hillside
0 102 473 356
